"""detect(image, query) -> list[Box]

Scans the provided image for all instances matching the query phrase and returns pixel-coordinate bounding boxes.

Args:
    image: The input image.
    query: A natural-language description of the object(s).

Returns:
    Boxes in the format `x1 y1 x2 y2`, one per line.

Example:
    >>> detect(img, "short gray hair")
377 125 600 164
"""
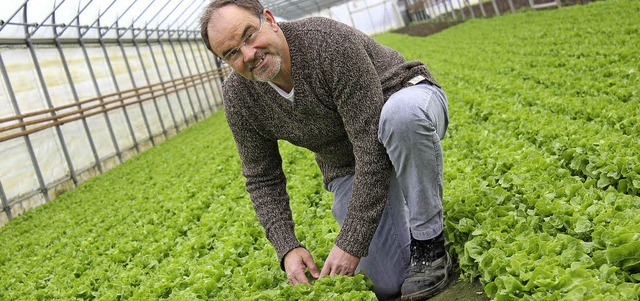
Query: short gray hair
199 0 265 54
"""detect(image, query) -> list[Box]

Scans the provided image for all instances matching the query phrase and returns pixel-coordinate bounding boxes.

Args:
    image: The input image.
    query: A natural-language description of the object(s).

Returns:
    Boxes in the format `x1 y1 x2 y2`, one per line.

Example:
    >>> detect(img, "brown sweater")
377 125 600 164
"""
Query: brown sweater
222 17 439 264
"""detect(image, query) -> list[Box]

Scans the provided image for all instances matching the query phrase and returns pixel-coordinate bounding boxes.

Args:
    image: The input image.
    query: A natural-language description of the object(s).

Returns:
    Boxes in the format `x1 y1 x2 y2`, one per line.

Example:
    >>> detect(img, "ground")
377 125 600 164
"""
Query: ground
394 0 590 37
430 269 489 301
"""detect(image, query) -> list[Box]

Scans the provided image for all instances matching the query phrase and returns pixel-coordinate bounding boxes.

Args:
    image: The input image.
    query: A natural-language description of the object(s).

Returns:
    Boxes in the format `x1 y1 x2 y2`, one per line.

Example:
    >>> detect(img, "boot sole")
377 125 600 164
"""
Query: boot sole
401 254 453 301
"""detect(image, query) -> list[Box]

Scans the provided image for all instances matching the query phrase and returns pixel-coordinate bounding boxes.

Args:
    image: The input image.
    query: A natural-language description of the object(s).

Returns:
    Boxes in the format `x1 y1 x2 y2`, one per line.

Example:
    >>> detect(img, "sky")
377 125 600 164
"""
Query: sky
0 0 207 39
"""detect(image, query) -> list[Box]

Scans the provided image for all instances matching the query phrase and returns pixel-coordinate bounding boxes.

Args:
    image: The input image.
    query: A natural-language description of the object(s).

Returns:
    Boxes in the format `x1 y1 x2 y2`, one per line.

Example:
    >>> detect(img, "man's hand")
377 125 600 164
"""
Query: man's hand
283 247 320 285
319 245 360 277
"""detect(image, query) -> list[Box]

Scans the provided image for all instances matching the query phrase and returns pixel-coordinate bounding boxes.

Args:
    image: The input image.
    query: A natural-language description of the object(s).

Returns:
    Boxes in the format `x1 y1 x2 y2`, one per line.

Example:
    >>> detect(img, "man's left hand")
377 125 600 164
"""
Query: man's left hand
319 245 360 277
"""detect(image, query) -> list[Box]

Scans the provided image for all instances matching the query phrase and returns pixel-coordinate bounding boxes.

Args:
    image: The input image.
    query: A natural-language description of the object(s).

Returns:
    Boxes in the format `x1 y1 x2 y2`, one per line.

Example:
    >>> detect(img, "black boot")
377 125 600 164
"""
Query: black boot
400 231 453 301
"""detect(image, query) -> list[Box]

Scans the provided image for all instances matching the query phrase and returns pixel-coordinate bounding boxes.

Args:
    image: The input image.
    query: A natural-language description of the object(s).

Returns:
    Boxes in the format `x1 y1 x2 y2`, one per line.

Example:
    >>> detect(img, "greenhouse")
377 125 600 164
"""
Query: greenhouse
1 0 638 300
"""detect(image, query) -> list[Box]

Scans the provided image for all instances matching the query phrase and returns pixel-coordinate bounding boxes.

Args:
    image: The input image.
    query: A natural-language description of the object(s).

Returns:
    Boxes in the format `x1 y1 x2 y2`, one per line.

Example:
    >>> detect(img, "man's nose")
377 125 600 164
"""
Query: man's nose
240 44 257 64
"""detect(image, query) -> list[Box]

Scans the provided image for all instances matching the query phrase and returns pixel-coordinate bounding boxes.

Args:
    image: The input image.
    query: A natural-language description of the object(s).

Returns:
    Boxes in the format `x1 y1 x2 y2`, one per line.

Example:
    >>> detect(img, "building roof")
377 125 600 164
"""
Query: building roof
0 0 359 41
260 0 355 20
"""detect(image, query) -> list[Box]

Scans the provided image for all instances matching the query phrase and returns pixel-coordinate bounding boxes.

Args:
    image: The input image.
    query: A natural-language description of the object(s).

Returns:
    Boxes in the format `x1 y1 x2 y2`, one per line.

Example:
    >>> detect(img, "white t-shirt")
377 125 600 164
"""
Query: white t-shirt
268 82 295 103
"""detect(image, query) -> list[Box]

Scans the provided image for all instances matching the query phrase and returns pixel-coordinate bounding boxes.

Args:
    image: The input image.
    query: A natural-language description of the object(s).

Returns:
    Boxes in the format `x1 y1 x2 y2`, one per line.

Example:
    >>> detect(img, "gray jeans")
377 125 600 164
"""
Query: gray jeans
326 82 449 299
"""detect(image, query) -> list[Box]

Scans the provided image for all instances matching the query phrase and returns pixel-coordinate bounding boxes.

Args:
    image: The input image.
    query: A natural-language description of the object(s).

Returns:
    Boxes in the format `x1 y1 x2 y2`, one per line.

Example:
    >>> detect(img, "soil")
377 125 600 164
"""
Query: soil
430 268 490 301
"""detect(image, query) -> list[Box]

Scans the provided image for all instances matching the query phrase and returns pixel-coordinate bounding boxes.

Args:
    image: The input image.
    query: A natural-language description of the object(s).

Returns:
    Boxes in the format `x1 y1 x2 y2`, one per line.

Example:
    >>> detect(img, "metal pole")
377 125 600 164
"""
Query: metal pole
507 0 516 13
455 0 466 19
163 0 198 32
132 0 173 33
47 0 96 36
141 40 167 139
479 0 487 17
345 2 357 28
99 0 156 38
77 0 120 38
79 18 122 163
25 41 77 188
444 0 457 20
139 0 181 39
425 0 436 20
465 0 476 19
25 5 77 193
362 0 376 34
0 51 48 216
99 37 139 153
491 0 501 16
136 0 196 127
28 0 68 36
177 38 208 117
145 38 180 133
117 38 156 147
431 0 442 19
180 0 206 31
53 47 103 175
194 31 221 109
197 35 223 110
198 44 221 112
158 41 190 127
184 5 220 112
391 0 405 28
0 69 48 205
54 12 103 176
184 38 215 116
0 180 10 221
0 1 29 33
133 39 167 139
160 0 209 117
166 38 200 122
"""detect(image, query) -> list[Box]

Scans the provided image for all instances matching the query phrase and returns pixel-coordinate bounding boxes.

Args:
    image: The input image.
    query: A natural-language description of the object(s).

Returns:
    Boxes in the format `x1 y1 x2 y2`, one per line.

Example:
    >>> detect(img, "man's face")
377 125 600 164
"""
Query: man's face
207 5 283 82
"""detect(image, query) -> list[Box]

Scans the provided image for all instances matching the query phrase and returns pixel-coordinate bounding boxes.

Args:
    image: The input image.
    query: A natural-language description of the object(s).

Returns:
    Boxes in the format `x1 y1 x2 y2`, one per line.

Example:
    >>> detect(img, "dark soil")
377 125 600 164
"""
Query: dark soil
430 268 489 301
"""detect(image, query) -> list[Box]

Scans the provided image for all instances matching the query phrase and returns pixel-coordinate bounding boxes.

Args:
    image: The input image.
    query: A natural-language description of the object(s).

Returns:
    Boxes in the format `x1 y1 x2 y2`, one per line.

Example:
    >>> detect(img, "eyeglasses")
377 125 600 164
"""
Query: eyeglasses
220 15 264 64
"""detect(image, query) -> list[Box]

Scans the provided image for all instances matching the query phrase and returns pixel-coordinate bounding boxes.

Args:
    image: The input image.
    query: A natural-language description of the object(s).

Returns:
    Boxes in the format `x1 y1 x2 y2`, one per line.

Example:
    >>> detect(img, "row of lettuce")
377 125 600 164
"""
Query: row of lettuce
1 0 638 299
376 0 639 299
0 110 376 300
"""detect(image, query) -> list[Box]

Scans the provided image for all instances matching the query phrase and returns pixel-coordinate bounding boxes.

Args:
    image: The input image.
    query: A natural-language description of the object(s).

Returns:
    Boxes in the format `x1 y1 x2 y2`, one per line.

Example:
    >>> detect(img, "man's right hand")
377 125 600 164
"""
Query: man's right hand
283 247 320 285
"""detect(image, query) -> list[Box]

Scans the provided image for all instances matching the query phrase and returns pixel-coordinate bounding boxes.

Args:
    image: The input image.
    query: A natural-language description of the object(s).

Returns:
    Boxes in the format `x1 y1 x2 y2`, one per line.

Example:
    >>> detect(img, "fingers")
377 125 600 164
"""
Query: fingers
283 247 317 286
284 245 360 286
291 270 310 285
302 252 321 279
320 262 354 277
286 271 308 285
319 245 360 278
319 261 331 278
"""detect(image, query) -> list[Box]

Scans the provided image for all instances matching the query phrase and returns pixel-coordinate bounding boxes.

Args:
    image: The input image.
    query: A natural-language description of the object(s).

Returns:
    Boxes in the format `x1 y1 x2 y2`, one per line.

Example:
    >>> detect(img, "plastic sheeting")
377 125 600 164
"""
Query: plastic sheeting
0 0 408 224
0 39 225 224
0 0 208 40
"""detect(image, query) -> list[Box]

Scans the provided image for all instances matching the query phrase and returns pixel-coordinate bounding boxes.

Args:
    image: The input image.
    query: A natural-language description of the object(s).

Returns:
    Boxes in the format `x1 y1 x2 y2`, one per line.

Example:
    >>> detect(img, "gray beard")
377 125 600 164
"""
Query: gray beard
253 54 281 82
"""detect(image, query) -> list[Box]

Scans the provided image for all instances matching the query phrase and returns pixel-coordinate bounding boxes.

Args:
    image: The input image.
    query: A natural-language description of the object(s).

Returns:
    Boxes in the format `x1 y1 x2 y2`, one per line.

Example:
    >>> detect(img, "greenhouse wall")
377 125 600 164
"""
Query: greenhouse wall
310 0 408 35
0 43 229 226
0 0 229 226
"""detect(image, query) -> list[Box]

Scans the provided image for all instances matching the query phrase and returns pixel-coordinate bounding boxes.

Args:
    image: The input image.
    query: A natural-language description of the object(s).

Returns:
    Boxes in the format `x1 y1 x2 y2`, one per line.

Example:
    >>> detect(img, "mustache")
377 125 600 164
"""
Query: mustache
247 50 265 70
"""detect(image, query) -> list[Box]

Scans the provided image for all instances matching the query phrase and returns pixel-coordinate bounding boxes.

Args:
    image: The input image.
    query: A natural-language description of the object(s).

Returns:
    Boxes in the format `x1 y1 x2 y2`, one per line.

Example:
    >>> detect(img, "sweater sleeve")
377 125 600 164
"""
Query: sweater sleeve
222 81 303 266
321 29 394 258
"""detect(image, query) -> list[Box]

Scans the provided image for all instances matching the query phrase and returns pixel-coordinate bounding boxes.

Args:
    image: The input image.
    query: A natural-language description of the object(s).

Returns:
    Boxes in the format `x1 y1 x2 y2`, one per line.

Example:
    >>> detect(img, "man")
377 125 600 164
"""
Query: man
199 1 451 299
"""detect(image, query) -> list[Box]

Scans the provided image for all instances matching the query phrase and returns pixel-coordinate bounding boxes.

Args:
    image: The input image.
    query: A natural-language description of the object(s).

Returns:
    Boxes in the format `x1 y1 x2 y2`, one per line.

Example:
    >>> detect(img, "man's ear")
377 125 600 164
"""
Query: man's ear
262 9 280 32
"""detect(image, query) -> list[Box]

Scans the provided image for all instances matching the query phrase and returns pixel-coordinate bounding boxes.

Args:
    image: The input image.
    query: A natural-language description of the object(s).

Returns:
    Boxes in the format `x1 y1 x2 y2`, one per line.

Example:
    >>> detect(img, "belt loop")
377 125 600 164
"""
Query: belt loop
408 75 427 86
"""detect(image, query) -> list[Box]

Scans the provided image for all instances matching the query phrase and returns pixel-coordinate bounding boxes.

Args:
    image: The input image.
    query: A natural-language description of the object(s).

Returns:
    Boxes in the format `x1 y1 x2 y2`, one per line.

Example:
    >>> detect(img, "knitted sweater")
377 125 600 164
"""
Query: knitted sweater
222 17 440 264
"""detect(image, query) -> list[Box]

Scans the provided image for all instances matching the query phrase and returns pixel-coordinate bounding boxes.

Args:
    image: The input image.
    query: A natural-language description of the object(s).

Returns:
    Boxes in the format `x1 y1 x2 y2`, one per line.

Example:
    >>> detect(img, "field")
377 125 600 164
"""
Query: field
1 0 639 299
376 0 640 299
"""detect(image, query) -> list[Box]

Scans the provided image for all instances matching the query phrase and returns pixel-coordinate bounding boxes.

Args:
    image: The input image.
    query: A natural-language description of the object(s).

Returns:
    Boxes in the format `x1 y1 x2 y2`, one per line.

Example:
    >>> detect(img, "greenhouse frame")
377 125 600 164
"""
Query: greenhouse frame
1 0 637 300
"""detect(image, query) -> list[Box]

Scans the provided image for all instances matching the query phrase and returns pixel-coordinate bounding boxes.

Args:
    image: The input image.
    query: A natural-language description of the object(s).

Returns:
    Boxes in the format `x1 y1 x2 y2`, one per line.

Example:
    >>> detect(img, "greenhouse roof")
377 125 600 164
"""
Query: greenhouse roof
261 0 355 20
0 0 353 41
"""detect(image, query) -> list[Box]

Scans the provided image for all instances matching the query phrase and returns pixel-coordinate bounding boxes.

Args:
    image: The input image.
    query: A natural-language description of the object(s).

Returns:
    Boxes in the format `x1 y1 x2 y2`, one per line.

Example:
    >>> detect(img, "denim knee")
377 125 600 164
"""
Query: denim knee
379 88 436 145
